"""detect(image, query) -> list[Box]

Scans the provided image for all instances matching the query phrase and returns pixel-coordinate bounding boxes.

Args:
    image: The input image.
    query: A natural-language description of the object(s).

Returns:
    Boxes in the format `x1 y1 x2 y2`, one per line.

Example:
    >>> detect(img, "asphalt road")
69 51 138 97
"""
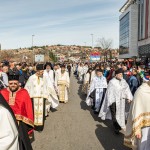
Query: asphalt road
32 76 130 150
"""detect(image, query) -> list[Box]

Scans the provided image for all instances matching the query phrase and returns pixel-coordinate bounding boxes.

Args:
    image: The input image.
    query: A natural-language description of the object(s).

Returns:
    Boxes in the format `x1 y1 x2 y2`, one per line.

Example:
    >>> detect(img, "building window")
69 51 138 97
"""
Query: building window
138 0 145 40
119 12 129 55
141 0 144 39
138 3 141 40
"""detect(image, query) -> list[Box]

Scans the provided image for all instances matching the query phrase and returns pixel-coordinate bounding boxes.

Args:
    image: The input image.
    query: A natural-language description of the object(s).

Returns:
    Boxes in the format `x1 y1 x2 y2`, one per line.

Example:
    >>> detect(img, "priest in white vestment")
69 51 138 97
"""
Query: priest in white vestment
0 105 19 150
53 64 60 84
57 65 70 103
0 93 19 150
25 64 49 131
82 68 92 94
78 63 84 81
124 81 150 150
43 63 59 109
91 65 100 82
83 64 88 78
99 68 133 134
43 63 54 84
86 69 107 113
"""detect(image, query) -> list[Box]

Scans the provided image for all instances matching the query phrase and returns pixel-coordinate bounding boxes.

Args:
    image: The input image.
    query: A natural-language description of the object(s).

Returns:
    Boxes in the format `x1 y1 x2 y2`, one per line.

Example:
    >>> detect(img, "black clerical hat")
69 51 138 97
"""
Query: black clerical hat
96 69 103 73
60 64 66 68
36 64 44 71
115 68 123 75
8 75 19 81
44 62 53 70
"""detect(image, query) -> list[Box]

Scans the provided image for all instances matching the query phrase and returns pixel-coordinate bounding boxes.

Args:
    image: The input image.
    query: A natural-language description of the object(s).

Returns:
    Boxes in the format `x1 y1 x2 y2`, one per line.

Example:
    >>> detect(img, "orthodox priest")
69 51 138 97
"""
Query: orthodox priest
25 64 49 131
43 62 59 109
0 94 19 150
124 80 150 150
82 68 92 95
57 64 70 103
43 62 54 84
86 69 107 114
99 68 133 134
0 75 33 150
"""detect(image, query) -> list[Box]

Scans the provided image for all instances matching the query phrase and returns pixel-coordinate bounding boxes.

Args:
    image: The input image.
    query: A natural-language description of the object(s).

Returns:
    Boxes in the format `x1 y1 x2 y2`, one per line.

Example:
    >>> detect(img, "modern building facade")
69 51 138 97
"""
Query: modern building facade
119 0 150 60
138 0 150 62
119 0 138 58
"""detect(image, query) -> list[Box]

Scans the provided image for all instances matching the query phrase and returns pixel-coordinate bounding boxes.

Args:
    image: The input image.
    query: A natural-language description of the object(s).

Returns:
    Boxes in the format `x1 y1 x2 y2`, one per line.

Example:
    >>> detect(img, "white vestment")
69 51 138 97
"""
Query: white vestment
78 66 84 81
82 72 91 94
83 66 88 75
43 70 54 84
0 105 19 150
25 74 49 125
57 71 70 103
73 64 77 73
124 83 150 150
86 76 107 111
82 66 89 83
43 70 59 109
91 70 96 82
99 77 133 129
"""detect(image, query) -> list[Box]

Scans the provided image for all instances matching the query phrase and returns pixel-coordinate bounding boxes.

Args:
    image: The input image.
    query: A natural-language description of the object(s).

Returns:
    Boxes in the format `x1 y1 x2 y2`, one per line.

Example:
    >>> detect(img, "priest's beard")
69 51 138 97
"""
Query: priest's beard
36 72 43 78
9 86 19 92
116 76 123 81
46 69 50 72
61 70 65 74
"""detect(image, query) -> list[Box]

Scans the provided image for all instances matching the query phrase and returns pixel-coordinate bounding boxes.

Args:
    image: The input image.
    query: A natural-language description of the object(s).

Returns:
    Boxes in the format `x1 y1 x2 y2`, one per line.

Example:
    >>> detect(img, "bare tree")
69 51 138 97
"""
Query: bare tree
96 37 113 49
96 37 113 61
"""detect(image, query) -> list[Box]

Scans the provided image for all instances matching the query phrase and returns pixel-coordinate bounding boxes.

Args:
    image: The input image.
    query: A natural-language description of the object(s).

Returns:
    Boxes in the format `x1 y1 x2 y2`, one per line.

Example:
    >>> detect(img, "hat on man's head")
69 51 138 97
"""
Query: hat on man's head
8 75 19 81
44 62 53 70
115 68 123 75
96 69 103 73
61 64 66 68
36 64 44 71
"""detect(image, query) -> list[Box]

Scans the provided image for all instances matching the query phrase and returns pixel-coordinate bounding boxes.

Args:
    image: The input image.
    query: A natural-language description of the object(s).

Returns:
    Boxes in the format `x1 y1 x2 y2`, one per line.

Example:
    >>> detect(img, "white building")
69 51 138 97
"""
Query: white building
119 0 138 58
119 0 150 61
138 0 150 61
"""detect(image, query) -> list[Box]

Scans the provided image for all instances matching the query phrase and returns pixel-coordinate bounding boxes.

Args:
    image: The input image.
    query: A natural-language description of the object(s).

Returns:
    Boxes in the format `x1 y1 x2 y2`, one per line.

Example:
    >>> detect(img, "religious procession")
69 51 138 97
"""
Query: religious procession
75 61 150 150
0 61 71 150
1 0 150 150
0 59 150 150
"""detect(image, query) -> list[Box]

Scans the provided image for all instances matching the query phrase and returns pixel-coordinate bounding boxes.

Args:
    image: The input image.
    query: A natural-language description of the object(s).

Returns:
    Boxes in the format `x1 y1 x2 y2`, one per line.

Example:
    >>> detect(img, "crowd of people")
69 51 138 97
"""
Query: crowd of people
0 61 71 150
0 59 150 150
74 61 150 150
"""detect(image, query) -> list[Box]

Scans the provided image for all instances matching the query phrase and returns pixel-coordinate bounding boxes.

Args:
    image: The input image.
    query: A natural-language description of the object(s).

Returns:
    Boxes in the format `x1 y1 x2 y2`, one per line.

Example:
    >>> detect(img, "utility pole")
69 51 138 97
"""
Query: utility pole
91 34 94 49
32 35 35 63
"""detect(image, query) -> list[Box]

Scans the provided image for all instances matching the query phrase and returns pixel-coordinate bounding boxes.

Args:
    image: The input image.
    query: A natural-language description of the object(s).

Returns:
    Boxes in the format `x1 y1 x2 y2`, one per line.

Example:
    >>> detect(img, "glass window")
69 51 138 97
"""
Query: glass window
119 13 129 55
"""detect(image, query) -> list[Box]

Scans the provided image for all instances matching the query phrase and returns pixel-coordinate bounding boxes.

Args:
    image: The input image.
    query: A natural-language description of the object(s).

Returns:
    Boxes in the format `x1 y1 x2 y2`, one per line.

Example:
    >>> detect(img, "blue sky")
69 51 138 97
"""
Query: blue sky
0 0 125 49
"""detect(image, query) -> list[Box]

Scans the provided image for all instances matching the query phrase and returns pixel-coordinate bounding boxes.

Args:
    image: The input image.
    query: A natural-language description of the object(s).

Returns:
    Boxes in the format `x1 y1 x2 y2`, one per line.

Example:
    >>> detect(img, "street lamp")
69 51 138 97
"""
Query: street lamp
91 34 94 49
32 35 35 63
84 42 87 60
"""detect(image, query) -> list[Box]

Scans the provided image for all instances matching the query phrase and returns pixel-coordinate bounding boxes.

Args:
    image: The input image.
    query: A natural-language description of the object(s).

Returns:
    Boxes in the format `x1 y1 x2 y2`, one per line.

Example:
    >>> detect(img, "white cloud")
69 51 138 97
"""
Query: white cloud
0 0 125 49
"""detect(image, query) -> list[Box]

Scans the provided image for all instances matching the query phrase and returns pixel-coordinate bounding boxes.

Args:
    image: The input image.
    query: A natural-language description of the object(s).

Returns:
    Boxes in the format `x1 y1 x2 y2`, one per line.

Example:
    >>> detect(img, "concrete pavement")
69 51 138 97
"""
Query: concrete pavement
32 76 130 150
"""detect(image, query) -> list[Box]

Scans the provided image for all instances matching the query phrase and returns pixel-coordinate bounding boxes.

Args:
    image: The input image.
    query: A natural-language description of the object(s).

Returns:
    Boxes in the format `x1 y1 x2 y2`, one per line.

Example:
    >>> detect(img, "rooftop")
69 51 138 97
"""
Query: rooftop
119 0 136 13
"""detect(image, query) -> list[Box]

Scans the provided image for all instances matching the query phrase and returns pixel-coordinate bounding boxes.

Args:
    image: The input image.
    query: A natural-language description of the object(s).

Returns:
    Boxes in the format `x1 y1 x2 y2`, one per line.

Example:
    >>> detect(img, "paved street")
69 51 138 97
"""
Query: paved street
32 76 130 150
